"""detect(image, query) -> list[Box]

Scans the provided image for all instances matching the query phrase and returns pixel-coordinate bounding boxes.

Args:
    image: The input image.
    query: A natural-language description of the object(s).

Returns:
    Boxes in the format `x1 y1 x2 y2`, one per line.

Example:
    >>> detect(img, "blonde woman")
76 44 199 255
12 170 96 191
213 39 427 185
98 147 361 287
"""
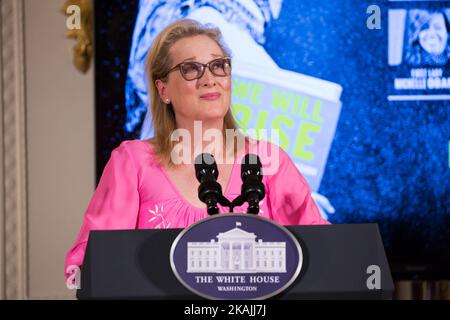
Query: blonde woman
65 19 328 281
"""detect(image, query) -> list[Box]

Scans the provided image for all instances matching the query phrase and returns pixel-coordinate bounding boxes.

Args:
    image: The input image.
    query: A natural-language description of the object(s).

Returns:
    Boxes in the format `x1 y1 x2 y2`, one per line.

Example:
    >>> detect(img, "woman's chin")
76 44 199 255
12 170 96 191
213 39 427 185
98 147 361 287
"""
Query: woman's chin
197 105 229 120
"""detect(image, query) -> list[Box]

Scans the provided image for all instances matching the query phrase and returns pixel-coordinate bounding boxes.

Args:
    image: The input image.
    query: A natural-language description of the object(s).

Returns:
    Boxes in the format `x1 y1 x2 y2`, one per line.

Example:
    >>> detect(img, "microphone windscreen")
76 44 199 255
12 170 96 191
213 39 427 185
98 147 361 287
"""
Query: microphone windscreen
194 153 218 181
241 154 263 180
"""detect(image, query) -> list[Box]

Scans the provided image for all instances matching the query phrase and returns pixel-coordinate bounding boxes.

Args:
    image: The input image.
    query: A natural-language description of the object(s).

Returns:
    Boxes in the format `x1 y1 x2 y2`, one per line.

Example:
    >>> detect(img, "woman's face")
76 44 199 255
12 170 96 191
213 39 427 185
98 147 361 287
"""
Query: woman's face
419 13 448 55
156 35 231 126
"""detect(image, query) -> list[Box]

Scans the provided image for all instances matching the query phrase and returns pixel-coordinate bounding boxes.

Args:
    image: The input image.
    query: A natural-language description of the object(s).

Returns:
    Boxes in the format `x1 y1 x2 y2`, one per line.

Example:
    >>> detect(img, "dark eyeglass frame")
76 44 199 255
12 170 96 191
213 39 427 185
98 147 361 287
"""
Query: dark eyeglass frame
163 57 232 81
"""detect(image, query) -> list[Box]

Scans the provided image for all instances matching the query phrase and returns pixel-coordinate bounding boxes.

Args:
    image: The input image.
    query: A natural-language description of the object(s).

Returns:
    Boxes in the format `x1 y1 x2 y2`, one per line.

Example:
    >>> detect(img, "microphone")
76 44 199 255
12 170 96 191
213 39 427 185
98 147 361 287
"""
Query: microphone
239 154 265 214
194 153 230 215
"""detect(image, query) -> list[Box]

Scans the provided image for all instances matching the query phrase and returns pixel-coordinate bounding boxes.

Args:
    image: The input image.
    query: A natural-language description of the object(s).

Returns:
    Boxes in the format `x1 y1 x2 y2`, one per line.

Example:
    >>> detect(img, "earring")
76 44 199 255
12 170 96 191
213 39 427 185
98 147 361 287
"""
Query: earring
165 99 170 104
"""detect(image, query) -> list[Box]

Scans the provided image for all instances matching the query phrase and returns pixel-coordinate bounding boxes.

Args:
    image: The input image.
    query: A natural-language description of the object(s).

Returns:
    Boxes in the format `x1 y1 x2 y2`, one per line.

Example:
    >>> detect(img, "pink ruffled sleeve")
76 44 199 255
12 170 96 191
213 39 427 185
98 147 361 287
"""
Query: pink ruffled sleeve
267 146 330 226
64 141 140 280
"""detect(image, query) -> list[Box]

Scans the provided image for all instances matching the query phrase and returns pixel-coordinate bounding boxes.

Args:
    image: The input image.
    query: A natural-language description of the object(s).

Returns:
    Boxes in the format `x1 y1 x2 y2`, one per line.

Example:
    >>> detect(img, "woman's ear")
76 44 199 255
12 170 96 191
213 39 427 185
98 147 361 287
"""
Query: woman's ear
155 79 169 103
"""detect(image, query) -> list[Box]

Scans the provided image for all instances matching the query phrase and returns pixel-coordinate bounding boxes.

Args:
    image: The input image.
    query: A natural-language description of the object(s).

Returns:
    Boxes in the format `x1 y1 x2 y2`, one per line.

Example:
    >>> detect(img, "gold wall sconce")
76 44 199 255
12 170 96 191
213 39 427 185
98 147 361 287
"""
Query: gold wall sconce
62 0 93 73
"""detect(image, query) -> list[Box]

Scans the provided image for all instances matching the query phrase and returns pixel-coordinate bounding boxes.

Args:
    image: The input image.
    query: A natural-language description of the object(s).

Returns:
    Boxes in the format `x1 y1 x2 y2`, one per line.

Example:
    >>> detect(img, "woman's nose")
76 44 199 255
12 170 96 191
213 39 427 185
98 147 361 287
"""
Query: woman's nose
199 68 216 87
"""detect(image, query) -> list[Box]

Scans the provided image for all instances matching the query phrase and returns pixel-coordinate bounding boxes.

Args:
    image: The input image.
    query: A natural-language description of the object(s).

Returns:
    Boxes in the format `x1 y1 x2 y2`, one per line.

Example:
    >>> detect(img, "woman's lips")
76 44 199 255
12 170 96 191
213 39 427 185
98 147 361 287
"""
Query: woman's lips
200 92 221 100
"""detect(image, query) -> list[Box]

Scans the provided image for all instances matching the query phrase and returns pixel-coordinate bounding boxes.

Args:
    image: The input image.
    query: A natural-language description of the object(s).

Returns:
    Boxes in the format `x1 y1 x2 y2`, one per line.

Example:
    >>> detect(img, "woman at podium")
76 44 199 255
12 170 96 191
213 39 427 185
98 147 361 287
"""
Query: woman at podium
65 19 329 282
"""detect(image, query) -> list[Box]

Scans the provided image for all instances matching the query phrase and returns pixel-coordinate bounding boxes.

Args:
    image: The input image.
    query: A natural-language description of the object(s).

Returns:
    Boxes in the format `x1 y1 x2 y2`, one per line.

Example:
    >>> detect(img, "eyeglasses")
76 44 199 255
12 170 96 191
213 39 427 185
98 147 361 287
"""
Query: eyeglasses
164 57 232 81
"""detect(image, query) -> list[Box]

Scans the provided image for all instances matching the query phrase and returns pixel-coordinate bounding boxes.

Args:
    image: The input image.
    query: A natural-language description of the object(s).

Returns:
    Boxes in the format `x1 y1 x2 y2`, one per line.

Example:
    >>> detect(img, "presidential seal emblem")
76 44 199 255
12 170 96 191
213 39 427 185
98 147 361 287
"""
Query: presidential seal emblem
170 214 303 300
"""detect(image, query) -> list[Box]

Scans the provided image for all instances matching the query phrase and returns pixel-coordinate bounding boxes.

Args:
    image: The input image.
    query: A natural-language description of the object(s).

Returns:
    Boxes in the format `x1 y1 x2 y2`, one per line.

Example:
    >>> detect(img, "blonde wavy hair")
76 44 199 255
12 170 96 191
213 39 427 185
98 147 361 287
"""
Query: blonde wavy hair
143 19 240 166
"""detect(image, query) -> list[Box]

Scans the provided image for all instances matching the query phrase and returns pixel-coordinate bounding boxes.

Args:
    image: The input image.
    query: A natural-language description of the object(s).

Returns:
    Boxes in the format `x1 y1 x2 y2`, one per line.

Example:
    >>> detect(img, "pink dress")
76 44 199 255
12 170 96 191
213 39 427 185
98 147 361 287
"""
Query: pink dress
64 139 329 279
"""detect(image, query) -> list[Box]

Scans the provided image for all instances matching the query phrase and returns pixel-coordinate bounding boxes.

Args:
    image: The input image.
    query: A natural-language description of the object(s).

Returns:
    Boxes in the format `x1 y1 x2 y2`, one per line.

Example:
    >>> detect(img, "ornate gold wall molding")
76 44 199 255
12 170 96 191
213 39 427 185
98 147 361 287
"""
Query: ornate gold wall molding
62 0 93 73
0 0 29 300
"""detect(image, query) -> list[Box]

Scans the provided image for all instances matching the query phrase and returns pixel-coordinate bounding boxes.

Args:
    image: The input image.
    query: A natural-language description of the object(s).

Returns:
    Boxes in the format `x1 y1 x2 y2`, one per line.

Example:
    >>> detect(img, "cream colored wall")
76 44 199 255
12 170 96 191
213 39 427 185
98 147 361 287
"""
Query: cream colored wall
25 0 94 299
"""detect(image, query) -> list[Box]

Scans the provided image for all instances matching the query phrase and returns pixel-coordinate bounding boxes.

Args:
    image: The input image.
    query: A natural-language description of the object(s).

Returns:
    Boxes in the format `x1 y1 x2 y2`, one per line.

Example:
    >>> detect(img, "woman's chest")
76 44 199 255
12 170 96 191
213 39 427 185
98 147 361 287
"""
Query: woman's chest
164 164 235 208
136 162 272 229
